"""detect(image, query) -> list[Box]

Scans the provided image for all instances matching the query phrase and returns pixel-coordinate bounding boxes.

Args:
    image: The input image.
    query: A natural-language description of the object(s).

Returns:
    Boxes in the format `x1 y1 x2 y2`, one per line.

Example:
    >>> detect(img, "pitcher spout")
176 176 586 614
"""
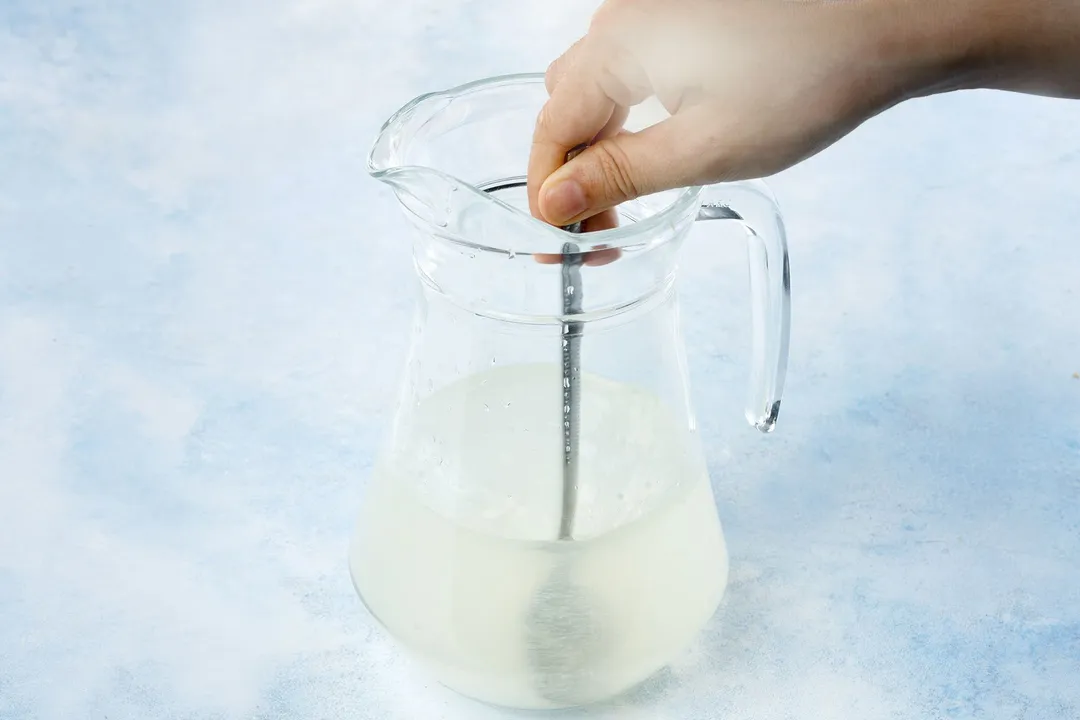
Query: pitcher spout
368 90 450 178
367 76 580 252
368 90 459 227
369 165 462 229
365 73 701 262
371 160 547 247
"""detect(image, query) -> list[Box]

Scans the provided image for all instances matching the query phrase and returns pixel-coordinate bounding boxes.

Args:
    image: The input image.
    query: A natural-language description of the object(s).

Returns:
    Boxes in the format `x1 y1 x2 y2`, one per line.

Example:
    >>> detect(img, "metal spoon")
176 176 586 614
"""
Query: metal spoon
523 146 607 707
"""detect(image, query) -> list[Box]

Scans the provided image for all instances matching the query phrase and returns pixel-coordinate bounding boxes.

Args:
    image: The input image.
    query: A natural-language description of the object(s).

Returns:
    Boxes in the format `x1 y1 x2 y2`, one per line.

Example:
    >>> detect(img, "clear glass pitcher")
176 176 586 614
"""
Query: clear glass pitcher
349 73 791 711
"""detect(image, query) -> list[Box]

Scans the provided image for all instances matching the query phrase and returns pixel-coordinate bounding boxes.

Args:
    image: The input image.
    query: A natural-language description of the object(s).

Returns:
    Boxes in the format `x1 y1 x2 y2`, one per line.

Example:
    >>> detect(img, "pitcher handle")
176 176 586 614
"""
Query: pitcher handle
695 180 791 433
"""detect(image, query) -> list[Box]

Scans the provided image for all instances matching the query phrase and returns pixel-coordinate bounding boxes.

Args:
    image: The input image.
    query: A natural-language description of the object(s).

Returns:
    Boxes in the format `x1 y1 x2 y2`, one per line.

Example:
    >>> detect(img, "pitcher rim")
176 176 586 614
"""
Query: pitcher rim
367 72 706 254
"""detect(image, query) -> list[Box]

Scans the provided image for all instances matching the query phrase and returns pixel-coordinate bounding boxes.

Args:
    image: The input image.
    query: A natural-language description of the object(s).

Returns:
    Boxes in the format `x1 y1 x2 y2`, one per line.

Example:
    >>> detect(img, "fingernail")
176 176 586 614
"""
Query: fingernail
539 177 587 226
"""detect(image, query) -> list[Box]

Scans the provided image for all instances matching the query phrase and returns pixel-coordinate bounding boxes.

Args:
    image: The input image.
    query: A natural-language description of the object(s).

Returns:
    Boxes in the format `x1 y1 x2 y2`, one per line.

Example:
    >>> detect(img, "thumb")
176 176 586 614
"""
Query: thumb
536 109 709 226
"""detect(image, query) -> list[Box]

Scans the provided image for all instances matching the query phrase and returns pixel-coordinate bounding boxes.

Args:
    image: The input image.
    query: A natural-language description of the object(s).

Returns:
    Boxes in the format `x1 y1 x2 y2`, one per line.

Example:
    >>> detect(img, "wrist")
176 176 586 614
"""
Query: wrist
837 0 988 111
846 0 1076 103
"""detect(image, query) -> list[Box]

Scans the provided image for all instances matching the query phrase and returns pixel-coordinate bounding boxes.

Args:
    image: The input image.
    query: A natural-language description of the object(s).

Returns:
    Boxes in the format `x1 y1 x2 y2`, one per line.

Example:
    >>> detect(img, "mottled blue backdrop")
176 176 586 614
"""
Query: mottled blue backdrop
1 1 1078 718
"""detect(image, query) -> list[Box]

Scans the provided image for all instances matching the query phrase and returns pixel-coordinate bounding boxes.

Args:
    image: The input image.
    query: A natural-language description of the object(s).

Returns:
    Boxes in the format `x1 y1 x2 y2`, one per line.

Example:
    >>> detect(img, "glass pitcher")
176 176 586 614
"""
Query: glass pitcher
349 73 790 711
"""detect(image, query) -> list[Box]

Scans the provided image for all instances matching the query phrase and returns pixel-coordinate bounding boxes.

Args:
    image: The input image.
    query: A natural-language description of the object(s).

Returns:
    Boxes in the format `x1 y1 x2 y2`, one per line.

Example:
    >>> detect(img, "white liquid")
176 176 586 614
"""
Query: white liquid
349 364 728 709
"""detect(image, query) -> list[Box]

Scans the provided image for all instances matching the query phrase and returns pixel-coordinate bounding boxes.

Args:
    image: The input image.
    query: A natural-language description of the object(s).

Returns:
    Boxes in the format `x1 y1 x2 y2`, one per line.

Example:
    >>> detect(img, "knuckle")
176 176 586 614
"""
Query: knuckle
544 59 561 95
589 141 640 203
589 0 626 32
533 102 555 140
595 68 627 107
589 5 611 32
546 38 589 97
596 68 640 108
591 0 646 38
598 53 651 107
533 101 577 149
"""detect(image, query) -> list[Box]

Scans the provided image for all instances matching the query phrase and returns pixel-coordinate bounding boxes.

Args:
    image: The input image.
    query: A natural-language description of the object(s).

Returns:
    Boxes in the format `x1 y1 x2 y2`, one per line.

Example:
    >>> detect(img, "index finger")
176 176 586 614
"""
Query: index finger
527 47 618 221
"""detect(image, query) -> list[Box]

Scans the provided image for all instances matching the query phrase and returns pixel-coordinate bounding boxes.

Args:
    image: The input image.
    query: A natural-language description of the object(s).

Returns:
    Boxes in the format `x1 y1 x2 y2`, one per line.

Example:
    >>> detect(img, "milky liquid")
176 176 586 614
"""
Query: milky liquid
349 364 728 710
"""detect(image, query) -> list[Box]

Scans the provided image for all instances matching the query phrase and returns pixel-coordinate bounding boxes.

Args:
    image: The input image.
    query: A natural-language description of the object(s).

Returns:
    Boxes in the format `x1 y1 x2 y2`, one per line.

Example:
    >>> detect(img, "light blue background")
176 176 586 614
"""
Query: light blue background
1 1 1078 718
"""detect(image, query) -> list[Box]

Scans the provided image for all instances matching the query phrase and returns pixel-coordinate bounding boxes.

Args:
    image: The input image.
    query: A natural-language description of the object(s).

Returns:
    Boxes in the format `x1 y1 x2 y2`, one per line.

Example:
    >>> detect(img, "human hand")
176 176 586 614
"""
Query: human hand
527 0 905 231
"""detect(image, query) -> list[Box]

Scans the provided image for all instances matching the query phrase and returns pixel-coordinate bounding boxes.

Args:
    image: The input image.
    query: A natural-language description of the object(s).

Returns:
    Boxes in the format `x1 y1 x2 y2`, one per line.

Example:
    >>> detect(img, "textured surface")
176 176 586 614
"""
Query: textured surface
2 1 1079 718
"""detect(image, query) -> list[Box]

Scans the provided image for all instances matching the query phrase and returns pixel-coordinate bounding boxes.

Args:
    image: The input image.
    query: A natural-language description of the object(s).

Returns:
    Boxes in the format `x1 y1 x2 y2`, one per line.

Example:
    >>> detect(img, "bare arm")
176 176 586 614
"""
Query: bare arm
527 0 1080 228
873 0 1080 100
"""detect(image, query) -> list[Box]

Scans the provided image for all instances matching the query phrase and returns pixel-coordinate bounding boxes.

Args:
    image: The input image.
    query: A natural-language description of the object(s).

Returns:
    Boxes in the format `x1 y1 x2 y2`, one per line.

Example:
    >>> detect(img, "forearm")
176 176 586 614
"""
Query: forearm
849 0 1080 109
967 0 1080 98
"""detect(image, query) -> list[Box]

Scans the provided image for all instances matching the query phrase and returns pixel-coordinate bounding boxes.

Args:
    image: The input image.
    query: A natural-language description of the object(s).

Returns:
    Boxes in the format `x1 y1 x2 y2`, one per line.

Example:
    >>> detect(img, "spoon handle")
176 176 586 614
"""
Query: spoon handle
558 145 587 542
